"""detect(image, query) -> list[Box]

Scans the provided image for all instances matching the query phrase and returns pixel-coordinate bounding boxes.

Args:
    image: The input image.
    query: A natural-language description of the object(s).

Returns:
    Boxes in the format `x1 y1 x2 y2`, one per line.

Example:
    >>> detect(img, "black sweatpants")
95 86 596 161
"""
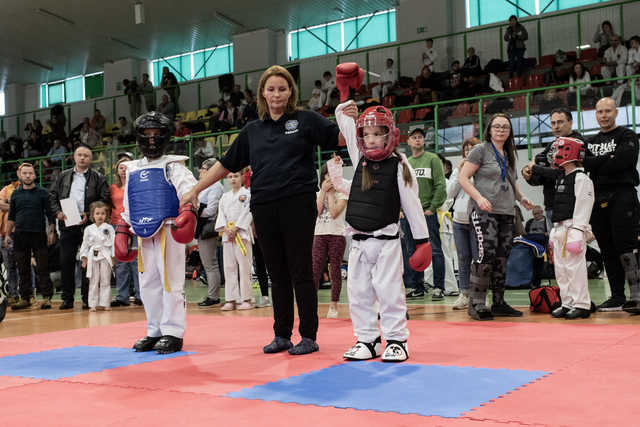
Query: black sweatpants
252 192 318 341
59 226 89 304
590 187 640 300
14 231 51 299
253 237 270 297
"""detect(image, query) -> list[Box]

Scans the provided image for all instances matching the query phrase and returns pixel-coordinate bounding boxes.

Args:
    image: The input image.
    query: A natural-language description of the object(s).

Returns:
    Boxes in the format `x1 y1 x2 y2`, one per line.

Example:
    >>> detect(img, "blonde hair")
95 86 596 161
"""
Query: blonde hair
361 150 412 192
257 65 299 120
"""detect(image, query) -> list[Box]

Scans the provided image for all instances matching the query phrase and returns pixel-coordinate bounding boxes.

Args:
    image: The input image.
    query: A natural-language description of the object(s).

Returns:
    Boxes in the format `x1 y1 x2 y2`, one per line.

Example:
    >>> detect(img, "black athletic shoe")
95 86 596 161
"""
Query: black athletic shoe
491 302 523 317
597 297 625 312
11 298 32 310
288 338 319 355
468 304 493 321
133 336 162 352
153 336 183 354
82 302 89 310
110 299 130 307
40 298 52 310
565 307 590 319
406 289 425 299
133 298 143 306
263 336 293 354
622 300 640 315
551 306 570 318
59 301 74 310
198 297 221 307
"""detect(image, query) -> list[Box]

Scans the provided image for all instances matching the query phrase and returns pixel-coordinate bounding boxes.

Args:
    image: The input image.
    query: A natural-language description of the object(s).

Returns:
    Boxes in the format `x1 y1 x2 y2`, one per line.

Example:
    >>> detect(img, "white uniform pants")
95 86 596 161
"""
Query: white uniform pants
347 237 408 343
222 240 253 302
139 227 186 338
601 64 626 82
550 223 591 310
88 258 112 308
426 232 459 294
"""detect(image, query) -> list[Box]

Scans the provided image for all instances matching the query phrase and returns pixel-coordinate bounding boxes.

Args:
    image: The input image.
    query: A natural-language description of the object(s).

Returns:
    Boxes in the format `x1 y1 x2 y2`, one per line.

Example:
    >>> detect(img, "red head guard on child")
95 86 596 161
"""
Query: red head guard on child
356 105 399 161
336 62 365 102
552 136 585 168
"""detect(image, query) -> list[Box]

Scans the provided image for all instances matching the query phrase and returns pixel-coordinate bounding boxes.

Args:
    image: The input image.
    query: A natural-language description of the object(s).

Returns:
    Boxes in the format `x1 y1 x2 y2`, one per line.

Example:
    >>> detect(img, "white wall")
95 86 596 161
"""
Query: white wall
233 28 279 73
104 58 141 97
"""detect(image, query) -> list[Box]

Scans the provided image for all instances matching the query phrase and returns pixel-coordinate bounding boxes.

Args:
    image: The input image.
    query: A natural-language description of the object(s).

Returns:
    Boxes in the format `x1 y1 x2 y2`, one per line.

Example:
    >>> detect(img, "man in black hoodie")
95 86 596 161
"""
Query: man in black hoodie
583 97 640 313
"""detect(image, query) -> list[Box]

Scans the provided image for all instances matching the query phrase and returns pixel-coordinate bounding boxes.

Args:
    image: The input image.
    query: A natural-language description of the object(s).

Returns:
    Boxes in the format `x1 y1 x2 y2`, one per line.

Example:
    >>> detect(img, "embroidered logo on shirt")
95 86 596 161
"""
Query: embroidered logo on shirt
239 195 247 203
285 120 299 135
139 170 150 181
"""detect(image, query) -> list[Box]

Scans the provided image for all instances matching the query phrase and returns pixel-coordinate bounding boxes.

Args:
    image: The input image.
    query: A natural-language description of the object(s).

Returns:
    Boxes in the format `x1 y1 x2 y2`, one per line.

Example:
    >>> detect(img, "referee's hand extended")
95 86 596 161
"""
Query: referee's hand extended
180 189 199 208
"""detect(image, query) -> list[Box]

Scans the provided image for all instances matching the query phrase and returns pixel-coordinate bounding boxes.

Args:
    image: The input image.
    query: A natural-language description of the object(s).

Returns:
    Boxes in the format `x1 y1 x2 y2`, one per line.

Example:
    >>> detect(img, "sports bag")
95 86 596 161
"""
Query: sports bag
529 286 561 313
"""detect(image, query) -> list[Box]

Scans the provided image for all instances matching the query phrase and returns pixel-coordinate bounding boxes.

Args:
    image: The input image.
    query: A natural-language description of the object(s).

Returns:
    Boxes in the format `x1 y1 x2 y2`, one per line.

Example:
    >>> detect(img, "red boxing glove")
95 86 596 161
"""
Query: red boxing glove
171 203 197 244
115 222 137 263
409 242 432 272
336 62 365 102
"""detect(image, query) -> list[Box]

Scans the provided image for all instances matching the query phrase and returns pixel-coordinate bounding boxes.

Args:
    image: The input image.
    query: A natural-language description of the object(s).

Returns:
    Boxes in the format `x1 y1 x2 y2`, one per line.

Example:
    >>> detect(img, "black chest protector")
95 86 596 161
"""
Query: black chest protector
345 156 401 232
551 170 584 223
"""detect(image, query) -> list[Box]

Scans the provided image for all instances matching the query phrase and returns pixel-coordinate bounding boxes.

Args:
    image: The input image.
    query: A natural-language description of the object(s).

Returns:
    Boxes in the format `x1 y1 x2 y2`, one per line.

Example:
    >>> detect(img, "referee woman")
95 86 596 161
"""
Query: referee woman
182 65 357 355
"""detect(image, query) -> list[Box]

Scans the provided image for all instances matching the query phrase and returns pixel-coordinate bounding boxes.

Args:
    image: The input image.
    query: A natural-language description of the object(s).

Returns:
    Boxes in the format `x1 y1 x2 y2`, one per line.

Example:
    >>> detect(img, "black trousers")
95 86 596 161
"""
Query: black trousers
591 187 640 300
253 237 270 297
14 231 51 299
59 226 89 304
252 192 318 341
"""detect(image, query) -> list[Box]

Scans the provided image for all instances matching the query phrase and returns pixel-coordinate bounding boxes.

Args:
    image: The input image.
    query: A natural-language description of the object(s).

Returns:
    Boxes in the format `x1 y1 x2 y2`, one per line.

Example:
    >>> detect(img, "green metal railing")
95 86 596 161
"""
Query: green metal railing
3 73 638 189
1 0 636 140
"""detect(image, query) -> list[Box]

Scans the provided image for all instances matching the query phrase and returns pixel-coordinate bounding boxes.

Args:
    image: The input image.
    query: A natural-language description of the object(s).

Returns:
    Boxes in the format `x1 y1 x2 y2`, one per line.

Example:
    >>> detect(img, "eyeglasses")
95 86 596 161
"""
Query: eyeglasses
491 125 511 131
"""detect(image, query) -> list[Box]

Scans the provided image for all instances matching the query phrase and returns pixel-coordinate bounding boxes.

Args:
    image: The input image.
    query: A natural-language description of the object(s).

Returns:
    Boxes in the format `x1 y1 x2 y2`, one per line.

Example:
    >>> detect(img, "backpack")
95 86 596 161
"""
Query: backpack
529 286 561 313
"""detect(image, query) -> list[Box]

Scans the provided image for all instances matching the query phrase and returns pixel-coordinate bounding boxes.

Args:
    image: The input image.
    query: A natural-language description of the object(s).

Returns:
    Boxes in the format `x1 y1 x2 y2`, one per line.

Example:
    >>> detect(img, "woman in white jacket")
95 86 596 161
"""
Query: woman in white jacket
447 138 480 310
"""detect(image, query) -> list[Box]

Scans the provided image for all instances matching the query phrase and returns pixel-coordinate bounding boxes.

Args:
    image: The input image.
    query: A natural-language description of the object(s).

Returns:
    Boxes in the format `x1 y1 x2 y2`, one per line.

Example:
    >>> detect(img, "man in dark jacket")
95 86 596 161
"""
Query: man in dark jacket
504 15 528 77
522 107 584 230
49 144 110 309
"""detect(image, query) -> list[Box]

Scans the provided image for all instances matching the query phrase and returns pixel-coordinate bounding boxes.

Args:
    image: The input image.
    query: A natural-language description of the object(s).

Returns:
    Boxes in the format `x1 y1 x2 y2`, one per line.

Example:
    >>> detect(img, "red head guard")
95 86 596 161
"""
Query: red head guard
356 106 399 161
553 137 585 168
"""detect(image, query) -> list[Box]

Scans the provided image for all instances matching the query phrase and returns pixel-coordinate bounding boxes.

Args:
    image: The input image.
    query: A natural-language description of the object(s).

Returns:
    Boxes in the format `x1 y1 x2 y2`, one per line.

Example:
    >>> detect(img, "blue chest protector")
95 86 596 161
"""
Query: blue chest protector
127 166 179 238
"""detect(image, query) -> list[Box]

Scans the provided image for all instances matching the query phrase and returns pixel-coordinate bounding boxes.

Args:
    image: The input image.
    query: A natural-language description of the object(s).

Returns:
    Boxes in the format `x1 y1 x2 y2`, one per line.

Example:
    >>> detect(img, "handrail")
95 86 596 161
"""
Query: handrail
1 0 636 125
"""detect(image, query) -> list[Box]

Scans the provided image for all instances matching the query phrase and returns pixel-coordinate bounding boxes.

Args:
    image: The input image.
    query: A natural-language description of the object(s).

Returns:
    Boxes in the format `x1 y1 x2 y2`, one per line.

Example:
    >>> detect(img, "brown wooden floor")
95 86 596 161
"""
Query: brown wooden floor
1 301 636 340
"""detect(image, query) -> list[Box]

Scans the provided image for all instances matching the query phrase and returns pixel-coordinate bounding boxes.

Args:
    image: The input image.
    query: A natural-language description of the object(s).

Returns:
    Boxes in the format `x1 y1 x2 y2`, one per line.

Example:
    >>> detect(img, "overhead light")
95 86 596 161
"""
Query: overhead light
23 58 53 71
34 8 75 26
215 12 244 28
577 44 591 49
134 1 145 25
109 37 139 50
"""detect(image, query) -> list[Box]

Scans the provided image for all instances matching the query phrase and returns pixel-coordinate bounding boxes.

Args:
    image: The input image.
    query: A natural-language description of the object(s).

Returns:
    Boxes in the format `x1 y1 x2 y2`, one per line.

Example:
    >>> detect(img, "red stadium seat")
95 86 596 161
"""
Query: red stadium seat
539 55 555 68
397 109 414 124
508 77 523 91
451 103 469 118
589 64 602 78
414 107 432 120
382 95 396 108
525 74 544 89
579 48 598 62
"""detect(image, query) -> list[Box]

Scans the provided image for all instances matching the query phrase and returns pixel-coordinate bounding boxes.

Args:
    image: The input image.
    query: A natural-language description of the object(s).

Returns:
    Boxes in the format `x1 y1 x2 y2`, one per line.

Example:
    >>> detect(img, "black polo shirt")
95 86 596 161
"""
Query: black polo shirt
8 185 54 233
220 110 340 206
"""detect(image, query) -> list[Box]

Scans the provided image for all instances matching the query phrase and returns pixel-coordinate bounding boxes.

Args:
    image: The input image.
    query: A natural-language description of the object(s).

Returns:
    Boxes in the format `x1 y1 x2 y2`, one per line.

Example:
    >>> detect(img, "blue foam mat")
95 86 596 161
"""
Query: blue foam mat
227 362 549 418
0 346 193 380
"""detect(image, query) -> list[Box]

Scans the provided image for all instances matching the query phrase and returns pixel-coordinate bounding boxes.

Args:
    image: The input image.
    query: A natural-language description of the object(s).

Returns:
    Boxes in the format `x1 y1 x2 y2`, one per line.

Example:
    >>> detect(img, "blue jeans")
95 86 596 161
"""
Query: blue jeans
115 260 139 303
452 221 478 293
401 214 445 290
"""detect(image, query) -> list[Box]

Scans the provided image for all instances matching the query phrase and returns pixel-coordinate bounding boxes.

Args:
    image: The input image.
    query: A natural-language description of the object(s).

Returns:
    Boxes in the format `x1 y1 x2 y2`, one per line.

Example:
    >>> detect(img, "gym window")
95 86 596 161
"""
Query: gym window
39 72 104 108
288 9 397 61
150 43 234 85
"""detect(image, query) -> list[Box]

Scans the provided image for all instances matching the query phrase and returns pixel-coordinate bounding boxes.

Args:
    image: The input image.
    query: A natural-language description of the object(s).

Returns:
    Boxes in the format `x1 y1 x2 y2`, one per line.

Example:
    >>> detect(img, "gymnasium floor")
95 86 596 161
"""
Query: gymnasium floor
1 278 638 426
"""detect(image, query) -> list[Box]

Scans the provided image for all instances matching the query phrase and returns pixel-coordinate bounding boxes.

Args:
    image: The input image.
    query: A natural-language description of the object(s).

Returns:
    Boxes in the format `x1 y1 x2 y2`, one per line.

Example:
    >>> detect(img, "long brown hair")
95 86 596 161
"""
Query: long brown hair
256 65 299 120
361 150 412 191
482 113 517 169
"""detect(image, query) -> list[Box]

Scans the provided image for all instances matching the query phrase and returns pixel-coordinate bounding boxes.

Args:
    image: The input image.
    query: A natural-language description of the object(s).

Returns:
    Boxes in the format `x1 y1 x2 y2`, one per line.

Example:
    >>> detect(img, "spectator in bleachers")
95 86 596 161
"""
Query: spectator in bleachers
173 119 191 138
373 58 397 102
158 94 176 122
239 89 258 126
568 62 592 107
593 20 617 58
626 36 640 77
321 71 336 106
230 84 245 108
445 60 464 100
414 65 440 104
141 73 155 112
462 47 482 76
44 139 67 168
33 120 43 137
308 80 325 112
50 104 67 139
116 116 135 144
504 15 528 78
161 66 180 110
601 35 627 83
210 100 239 132
90 109 106 135
422 38 438 72
123 79 142 121
79 119 101 148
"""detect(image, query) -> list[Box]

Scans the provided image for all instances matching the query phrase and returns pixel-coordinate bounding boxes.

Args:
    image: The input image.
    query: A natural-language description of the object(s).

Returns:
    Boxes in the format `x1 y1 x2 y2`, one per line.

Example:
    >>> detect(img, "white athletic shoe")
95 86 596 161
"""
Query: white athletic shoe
256 296 271 308
343 337 382 360
452 293 469 310
381 340 409 363
327 306 338 319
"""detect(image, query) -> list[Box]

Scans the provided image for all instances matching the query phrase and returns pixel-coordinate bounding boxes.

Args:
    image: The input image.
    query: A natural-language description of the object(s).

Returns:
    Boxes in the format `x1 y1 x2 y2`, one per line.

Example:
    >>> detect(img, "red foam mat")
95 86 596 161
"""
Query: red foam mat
1 315 639 426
